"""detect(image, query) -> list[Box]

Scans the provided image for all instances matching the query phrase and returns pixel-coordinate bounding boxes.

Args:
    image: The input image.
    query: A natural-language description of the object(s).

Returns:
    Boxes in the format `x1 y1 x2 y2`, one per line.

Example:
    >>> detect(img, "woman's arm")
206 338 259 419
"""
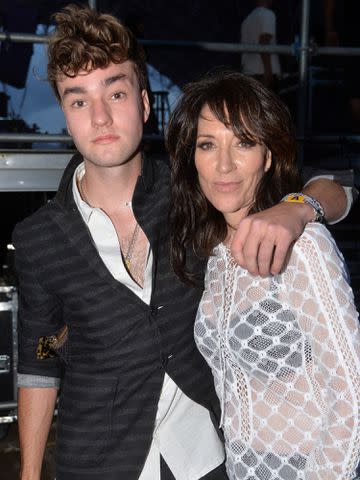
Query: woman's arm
293 224 360 476
230 178 350 276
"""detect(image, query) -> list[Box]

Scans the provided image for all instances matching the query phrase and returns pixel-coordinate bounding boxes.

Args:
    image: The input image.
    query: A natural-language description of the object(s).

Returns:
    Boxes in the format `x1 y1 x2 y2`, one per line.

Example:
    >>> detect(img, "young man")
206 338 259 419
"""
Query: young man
14 5 351 480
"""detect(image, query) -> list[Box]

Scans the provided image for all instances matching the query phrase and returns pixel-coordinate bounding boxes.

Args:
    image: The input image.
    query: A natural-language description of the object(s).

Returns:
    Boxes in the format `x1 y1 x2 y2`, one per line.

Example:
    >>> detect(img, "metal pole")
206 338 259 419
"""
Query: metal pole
0 32 48 43
0 32 294 53
0 132 164 143
88 0 97 9
297 0 311 168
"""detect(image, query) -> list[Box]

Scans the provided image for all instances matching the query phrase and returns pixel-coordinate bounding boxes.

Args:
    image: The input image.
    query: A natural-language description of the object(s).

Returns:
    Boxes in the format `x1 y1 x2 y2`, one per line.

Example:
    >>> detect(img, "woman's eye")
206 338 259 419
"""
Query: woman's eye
238 140 255 148
197 142 214 150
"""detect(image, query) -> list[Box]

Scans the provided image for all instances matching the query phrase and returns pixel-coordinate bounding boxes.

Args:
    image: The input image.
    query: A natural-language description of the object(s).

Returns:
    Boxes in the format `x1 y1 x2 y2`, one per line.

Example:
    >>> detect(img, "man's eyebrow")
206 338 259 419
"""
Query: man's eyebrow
62 86 86 97
62 74 128 97
103 74 127 86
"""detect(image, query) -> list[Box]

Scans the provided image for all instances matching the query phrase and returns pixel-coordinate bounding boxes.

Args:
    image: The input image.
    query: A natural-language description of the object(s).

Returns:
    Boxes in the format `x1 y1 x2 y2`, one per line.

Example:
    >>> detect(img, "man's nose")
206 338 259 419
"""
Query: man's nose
91 99 112 127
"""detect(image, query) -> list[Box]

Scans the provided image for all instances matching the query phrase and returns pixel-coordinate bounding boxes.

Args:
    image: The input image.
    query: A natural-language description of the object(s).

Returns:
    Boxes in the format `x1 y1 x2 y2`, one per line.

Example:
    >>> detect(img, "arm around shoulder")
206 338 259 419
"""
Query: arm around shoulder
230 176 353 276
302 177 349 224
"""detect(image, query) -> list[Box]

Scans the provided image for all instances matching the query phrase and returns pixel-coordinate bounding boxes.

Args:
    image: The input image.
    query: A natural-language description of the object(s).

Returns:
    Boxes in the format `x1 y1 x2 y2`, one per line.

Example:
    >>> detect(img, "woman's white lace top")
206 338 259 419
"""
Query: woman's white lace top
195 223 360 479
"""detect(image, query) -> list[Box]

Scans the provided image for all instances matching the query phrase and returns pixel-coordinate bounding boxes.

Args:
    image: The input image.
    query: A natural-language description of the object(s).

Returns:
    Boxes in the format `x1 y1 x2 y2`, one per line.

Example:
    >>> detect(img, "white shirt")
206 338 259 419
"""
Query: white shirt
72 163 225 479
195 223 360 479
241 6 281 77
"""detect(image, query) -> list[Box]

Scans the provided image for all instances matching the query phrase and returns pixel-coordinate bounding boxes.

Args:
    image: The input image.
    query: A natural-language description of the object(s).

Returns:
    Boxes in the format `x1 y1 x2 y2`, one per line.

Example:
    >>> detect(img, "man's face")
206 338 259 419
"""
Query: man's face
57 61 149 169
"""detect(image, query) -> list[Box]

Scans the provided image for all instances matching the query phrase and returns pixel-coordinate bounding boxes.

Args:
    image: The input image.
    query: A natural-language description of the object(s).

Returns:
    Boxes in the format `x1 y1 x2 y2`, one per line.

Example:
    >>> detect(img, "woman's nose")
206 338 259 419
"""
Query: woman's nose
216 148 236 173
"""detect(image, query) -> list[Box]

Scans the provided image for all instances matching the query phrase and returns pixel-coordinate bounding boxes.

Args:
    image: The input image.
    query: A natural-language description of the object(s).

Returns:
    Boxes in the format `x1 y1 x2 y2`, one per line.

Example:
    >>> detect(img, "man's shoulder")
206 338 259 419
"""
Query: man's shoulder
245 6 274 18
242 7 275 32
12 199 60 246
13 152 81 242
255 6 275 17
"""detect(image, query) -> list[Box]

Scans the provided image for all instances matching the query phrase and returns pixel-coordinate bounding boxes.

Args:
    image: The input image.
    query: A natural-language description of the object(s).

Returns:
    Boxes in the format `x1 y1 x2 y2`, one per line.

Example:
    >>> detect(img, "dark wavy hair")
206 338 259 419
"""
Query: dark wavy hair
47 4 147 101
167 70 302 285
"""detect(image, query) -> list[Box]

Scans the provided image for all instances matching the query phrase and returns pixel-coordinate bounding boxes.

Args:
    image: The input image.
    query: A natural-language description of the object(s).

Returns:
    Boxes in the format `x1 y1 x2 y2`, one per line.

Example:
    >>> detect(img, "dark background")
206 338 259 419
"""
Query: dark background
0 0 343 90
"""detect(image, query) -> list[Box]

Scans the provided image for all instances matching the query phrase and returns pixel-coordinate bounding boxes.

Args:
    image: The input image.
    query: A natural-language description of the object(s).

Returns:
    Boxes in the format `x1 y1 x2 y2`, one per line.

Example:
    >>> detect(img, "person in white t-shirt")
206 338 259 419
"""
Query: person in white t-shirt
241 0 281 90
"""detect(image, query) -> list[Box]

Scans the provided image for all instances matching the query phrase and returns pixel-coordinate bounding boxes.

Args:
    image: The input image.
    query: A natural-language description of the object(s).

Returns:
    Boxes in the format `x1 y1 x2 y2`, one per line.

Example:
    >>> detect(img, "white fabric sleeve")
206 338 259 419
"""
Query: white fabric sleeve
291 223 360 476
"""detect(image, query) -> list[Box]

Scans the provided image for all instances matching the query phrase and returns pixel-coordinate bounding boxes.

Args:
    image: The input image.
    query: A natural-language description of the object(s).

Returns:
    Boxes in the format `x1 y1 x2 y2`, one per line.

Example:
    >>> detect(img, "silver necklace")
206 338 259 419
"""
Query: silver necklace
79 176 139 270
79 176 132 209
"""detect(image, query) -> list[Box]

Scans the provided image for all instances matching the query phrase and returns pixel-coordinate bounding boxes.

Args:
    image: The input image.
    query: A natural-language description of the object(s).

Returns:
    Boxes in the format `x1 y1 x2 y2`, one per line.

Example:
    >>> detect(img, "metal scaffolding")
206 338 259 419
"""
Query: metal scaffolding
0 0 360 177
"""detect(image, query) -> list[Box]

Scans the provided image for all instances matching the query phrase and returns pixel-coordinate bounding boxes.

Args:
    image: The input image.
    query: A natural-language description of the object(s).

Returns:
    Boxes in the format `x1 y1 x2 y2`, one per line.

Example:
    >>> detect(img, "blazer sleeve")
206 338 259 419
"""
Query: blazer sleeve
13 223 63 378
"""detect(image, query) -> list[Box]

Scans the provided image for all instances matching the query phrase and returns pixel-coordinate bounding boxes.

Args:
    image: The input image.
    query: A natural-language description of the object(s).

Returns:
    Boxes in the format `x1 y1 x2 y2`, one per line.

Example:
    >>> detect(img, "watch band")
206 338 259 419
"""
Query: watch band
280 193 325 223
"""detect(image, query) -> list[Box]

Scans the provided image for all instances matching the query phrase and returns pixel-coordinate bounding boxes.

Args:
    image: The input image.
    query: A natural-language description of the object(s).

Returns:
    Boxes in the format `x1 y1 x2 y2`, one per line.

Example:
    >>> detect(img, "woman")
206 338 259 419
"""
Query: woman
167 71 360 479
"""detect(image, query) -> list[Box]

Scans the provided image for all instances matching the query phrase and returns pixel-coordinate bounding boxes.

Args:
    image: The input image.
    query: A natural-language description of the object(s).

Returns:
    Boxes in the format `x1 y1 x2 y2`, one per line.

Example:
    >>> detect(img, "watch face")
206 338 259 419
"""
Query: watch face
281 193 325 223
289 194 305 203
283 194 305 203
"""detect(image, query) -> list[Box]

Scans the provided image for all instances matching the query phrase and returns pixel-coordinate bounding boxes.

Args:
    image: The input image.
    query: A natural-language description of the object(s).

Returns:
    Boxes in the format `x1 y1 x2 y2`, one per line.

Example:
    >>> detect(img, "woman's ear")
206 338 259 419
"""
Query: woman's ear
264 149 272 172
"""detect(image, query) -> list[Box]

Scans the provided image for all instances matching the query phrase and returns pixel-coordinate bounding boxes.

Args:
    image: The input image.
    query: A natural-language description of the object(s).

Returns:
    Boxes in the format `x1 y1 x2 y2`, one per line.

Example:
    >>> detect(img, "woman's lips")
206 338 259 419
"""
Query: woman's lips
214 181 241 192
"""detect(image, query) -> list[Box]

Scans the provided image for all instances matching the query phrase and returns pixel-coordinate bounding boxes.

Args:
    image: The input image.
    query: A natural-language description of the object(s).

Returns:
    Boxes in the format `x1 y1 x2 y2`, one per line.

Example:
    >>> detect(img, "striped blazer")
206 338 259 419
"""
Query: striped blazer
13 153 221 480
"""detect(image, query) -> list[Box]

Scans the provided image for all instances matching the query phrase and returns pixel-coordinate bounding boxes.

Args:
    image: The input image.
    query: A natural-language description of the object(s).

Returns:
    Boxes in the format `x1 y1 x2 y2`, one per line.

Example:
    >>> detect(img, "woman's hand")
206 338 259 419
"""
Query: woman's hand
230 201 313 276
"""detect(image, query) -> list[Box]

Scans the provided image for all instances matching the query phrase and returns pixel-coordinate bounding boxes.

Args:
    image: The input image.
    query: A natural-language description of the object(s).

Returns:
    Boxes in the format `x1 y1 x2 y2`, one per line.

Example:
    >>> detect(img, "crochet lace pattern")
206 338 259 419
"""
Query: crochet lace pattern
195 223 360 479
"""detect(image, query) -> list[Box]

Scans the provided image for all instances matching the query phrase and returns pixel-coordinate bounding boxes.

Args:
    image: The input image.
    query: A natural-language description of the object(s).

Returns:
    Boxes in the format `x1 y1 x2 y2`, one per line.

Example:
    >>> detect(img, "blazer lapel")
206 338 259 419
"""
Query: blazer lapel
52 206 148 308
52 153 149 308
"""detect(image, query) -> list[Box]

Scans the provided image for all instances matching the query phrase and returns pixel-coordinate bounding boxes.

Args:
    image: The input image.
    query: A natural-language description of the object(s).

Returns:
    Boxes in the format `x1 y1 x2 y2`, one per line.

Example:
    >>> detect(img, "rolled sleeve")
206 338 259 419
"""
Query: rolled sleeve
13 225 64 379
18 373 61 389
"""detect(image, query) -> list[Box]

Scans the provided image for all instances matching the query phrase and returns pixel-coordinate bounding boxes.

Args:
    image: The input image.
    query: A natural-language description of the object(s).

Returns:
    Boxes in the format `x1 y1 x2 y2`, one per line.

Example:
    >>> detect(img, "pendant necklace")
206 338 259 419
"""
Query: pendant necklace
79 176 139 271
123 222 140 270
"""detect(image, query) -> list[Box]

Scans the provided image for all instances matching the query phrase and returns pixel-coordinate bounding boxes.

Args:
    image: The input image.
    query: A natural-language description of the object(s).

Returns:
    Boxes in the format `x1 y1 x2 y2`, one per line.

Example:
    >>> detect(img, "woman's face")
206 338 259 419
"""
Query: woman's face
194 105 271 228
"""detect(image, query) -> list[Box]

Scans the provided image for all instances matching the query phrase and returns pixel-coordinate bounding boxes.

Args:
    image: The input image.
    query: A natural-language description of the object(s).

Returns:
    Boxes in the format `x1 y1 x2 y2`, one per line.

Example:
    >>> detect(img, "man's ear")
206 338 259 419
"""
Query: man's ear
60 100 72 136
65 122 72 137
265 149 272 172
141 89 150 123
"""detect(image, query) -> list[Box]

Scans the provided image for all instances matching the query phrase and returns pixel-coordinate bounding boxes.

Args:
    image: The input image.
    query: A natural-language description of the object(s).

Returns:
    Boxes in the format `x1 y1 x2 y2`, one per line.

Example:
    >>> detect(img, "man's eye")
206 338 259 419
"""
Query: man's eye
72 100 86 108
112 91 125 100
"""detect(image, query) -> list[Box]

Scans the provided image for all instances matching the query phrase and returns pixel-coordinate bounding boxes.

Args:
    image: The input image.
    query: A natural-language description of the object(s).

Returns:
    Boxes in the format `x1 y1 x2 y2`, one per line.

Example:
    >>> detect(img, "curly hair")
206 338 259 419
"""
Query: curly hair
47 4 147 101
166 70 302 285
